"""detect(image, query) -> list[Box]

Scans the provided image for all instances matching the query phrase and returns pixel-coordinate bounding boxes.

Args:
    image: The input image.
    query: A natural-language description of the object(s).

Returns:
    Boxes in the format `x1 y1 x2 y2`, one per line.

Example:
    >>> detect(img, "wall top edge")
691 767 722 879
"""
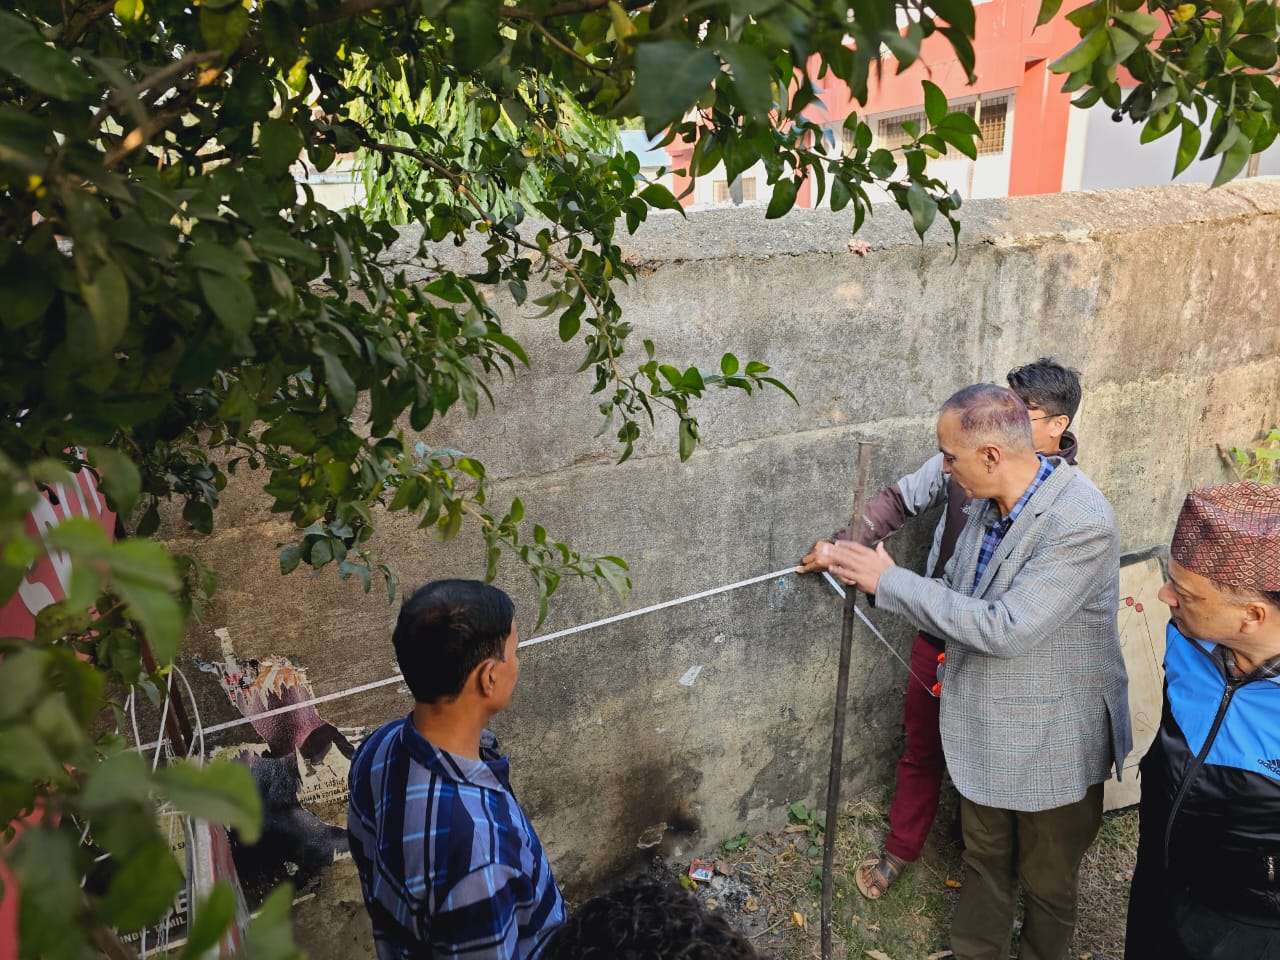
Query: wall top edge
385 178 1280 274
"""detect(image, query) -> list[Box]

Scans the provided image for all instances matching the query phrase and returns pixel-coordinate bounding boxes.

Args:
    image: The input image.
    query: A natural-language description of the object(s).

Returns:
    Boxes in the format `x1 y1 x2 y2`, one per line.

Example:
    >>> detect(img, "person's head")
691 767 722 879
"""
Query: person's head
1006 358 1082 455
1160 483 1280 666
392 579 519 711
541 877 763 960
937 383 1035 500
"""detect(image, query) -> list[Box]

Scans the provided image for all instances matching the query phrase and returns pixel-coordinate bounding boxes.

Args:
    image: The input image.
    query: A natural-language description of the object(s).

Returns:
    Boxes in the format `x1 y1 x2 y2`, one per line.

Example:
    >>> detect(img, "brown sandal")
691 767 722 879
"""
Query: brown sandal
855 851 907 900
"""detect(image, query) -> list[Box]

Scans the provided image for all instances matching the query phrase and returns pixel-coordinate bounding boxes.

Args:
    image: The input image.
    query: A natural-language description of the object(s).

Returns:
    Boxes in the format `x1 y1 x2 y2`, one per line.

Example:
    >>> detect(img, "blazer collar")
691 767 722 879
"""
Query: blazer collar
970 459 1074 597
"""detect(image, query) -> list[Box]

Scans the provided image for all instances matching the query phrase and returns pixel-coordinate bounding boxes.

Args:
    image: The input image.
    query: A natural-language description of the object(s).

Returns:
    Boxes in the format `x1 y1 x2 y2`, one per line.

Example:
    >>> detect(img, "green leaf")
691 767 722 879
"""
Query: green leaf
318 347 357 414
1212 133 1253 186
78 260 130 360
97 838 185 931
1049 26 1109 74
678 418 697 461
181 883 239 960
200 271 256 337
922 81 948 126
183 498 214 534
0 11 95 101
717 42 775 118
155 759 263 844
80 748 153 812
1231 35 1278 69
637 183 683 212
0 725 63 782
765 178 799 219
9 827 81 959
720 353 739 376
243 884 305 960
905 183 938 238
868 148 897 179
259 118 304 178
634 40 721 133
87 447 141 515
0 648 46 723
109 540 184 661
279 544 302 574
1037 0 1066 27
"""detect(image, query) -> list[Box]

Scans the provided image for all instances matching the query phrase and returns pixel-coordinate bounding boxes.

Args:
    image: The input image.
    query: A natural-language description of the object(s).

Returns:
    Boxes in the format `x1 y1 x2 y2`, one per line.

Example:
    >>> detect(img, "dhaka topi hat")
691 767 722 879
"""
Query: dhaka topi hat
1171 481 1280 592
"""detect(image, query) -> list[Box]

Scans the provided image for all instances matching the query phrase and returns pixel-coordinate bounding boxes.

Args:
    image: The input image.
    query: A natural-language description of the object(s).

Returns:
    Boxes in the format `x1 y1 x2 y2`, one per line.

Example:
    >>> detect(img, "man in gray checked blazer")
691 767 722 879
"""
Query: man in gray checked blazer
824 383 1131 960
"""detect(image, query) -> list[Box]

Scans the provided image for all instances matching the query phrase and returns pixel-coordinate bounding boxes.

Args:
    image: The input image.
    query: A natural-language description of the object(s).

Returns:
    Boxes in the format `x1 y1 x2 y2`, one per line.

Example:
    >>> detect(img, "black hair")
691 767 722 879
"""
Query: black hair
1006 357 1082 425
391 579 514 704
541 877 764 960
940 383 1033 452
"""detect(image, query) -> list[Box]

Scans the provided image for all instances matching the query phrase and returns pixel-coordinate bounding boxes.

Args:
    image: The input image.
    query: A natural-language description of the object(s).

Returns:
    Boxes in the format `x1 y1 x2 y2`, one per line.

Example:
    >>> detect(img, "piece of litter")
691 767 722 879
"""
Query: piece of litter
864 950 892 960
688 860 714 883
679 665 703 686
945 878 962 888
791 911 806 929
848 239 871 257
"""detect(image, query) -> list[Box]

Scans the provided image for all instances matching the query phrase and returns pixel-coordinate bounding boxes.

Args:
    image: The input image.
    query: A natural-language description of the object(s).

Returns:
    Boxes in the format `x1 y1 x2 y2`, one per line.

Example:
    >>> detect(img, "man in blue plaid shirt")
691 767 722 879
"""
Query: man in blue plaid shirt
347 579 566 959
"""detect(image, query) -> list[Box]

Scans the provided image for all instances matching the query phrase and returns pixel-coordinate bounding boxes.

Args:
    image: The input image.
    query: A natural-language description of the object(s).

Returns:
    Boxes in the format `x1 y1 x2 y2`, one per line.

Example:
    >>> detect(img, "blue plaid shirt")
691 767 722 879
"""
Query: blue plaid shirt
972 456 1056 590
347 717 565 959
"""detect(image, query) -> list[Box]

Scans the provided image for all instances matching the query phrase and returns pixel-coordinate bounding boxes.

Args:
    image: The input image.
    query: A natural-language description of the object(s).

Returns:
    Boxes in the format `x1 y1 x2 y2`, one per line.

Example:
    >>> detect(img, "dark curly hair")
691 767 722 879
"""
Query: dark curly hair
541 877 765 960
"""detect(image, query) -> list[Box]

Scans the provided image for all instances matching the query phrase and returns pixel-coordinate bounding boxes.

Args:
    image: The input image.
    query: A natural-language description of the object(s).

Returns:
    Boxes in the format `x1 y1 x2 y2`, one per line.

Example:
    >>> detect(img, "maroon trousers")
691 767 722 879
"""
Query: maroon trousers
883 633 946 863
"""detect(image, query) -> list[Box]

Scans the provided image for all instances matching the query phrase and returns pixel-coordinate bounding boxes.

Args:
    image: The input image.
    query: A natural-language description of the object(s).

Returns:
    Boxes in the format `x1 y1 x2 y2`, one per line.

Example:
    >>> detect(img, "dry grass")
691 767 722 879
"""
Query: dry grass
677 790 1138 960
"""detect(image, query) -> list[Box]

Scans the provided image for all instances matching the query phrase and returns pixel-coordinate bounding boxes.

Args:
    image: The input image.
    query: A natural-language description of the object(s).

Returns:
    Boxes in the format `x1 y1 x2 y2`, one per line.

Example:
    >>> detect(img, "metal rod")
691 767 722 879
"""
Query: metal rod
821 440 873 960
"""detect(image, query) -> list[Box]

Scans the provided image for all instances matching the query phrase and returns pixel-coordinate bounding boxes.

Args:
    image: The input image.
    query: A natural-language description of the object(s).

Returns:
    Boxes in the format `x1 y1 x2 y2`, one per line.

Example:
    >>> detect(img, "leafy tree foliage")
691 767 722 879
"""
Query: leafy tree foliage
0 0 1276 952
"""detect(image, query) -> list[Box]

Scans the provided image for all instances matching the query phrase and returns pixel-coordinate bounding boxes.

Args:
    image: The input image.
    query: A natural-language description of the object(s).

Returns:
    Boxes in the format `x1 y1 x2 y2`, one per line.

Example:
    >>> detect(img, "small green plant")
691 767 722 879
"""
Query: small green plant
722 833 750 852
1221 428 1280 485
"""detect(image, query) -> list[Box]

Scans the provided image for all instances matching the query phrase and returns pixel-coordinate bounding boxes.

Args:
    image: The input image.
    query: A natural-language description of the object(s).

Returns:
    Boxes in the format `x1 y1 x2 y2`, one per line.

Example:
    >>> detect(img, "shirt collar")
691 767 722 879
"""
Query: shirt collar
987 455 1055 529
398 715 511 792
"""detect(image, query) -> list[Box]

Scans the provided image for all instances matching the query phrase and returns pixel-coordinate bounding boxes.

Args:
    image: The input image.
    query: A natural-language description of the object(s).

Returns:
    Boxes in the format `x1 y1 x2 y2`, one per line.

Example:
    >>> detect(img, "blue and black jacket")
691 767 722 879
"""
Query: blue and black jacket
1134 622 1280 923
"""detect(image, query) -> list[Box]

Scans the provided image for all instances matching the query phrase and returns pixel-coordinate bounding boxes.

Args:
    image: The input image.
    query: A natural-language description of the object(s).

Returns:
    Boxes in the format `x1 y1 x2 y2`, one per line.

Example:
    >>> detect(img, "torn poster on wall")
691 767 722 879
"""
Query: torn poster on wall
196 628 361 906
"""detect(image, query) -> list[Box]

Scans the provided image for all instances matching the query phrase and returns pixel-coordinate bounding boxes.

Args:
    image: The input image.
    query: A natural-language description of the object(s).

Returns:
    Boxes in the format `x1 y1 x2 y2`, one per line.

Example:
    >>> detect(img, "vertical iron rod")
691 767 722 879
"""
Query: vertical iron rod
821 440 873 960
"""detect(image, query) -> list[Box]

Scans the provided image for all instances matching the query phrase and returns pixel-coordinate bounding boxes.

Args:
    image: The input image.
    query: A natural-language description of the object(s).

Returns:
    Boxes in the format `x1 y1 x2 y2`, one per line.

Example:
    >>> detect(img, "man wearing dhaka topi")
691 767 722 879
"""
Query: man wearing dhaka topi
1125 482 1280 959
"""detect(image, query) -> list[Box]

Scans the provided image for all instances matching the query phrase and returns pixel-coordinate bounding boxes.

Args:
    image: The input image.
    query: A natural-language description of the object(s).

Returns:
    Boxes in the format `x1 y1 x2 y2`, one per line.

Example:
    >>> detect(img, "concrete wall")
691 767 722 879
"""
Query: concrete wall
162 179 1280 955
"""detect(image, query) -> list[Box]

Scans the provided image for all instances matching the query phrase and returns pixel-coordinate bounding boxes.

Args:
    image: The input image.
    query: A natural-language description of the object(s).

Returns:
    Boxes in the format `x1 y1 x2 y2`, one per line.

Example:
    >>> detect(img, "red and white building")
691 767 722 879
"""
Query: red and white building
666 0 1280 209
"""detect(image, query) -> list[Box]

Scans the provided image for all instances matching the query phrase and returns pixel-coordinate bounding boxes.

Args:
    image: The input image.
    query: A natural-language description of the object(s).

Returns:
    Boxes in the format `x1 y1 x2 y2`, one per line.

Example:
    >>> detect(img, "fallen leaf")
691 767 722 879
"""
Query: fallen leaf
784 823 809 833
791 911 806 929
926 952 954 960
706 898 718 910
864 950 893 960
743 897 759 913
865 922 880 934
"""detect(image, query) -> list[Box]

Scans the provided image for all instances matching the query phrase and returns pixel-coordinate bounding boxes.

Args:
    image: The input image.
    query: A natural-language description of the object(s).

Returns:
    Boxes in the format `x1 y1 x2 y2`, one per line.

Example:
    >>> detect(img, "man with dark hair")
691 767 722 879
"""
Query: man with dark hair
822 384 1130 960
541 877 763 960
1124 483 1280 959
347 579 566 959
798 360 1082 901
1006 357 1082 452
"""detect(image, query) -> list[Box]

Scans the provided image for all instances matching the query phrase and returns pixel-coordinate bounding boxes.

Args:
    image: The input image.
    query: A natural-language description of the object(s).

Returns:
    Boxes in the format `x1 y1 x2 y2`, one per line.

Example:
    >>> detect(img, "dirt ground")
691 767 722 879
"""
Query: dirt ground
660 791 1139 960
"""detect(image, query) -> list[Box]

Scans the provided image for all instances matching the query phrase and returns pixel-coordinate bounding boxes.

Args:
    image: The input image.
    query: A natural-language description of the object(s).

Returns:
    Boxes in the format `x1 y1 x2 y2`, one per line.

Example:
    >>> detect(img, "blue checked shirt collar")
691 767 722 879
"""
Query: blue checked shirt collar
399 717 511 793
973 455 1056 590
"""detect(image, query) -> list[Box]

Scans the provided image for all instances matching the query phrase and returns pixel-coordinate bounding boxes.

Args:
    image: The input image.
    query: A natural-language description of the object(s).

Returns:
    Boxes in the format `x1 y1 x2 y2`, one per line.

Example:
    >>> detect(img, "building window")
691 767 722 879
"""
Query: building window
713 177 757 203
875 96 1010 155
876 110 927 152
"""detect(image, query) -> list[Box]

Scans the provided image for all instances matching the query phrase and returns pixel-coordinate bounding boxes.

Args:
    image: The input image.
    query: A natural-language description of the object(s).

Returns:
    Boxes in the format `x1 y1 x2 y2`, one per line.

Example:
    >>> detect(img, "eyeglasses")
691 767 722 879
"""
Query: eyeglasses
1027 413 1057 423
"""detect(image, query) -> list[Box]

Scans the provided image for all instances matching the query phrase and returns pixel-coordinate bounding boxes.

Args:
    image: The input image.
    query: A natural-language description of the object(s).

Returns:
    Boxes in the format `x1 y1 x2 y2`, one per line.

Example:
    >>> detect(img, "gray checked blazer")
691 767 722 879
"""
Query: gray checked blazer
876 459 1132 812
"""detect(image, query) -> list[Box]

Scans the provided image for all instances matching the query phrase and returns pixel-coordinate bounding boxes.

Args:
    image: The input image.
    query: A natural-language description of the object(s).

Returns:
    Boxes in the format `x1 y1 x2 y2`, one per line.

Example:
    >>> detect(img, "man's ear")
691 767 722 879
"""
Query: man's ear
982 444 1001 467
1240 600 1270 634
1049 415 1069 441
474 658 500 698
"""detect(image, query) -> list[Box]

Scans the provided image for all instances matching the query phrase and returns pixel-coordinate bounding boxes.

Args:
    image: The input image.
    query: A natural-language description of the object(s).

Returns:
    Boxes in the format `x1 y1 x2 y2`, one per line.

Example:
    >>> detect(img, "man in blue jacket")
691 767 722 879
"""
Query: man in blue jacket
1125 482 1280 958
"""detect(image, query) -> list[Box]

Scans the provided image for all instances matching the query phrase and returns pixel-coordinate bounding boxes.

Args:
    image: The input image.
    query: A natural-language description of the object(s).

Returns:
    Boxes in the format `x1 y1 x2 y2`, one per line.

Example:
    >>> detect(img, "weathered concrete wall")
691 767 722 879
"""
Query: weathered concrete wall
162 179 1280 955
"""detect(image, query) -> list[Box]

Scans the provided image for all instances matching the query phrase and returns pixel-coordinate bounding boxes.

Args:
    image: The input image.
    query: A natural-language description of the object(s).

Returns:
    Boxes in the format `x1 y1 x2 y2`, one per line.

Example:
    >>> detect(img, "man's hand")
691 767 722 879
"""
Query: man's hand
823 541 897 595
797 540 839 574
